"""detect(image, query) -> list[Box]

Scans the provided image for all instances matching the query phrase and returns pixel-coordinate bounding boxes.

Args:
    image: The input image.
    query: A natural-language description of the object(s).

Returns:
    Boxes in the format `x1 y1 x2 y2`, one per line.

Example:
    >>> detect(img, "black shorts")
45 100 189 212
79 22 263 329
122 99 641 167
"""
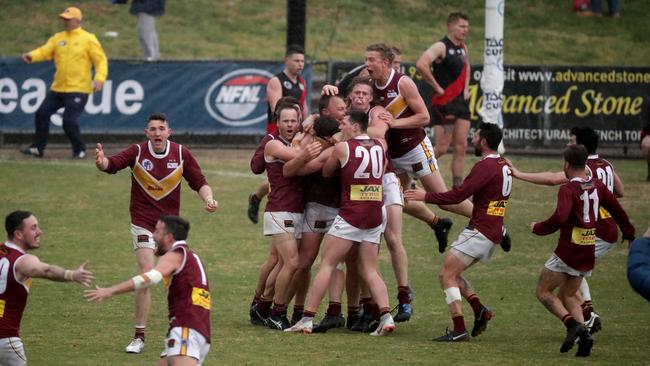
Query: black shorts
429 95 470 126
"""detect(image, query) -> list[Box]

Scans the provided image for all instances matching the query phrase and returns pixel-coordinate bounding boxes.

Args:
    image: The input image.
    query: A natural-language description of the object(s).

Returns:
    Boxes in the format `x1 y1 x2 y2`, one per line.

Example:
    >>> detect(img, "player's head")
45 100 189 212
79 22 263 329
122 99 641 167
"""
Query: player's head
284 44 305 76
447 11 469 41
348 76 376 111
473 122 502 156
340 109 369 139
154 215 190 255
390 45 402 71
318 94 347 123
563 144 589 177
365 43 394 80
313 115 341 148
5 210 41 249
275 103 301 140
570 126 599 154
145 112 171 153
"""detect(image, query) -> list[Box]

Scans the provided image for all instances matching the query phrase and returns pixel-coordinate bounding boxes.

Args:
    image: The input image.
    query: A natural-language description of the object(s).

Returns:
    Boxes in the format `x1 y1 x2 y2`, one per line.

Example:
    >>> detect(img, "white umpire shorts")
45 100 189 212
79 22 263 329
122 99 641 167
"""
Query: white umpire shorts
450 228 496 265
161 327 210 366
391 136 439 179
327 212 385 244
382 172 404 207
302 202 339 234
544 254 592 277
131 224 155 250
263 212 303 239
0 337 27 366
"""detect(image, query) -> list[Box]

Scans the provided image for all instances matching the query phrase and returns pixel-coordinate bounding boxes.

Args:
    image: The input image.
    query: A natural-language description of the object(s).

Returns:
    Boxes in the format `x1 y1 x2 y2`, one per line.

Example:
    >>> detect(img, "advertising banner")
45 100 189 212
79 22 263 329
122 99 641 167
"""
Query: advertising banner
329 62 650 148
0 58 312 135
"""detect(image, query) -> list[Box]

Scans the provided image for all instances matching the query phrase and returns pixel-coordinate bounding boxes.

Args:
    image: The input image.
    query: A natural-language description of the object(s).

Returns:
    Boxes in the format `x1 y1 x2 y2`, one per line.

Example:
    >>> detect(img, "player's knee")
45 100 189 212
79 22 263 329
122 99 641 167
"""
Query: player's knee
454 139 468 153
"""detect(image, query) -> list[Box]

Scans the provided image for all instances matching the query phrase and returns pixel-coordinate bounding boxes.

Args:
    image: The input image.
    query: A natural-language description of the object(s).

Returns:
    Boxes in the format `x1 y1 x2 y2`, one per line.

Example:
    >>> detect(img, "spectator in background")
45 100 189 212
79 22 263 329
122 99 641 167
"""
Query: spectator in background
131 0 165 61
579 0 620 17
628 227 650 302
20 6 108 159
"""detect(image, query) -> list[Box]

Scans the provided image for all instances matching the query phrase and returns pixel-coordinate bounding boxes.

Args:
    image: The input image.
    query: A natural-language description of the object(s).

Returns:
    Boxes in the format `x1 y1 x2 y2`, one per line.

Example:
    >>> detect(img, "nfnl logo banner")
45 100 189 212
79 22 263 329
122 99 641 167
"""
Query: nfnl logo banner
0 58 312 134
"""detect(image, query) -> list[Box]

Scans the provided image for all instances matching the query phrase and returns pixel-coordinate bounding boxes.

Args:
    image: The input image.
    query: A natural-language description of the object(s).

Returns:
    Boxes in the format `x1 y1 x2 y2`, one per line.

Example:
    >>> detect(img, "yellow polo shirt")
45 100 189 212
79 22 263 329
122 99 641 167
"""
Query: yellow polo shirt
28 27 108 94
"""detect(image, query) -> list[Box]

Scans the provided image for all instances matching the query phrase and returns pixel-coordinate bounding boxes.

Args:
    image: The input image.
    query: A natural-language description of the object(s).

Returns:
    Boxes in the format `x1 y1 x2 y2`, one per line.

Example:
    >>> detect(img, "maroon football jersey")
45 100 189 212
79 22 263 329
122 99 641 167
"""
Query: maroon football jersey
374 69 425 158
339 136 386 229
105 141 208 231
425 155 511 243
303 172 341 208
533 178 635 272
250 131 279 175
166 241 211 343
0 243 31 338
265 137 304 213
585 155 618 243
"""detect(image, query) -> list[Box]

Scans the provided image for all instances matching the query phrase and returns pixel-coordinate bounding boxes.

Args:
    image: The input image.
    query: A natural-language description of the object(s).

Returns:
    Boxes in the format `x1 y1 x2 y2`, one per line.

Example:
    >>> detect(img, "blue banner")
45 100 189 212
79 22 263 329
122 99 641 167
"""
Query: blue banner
0 58 312 134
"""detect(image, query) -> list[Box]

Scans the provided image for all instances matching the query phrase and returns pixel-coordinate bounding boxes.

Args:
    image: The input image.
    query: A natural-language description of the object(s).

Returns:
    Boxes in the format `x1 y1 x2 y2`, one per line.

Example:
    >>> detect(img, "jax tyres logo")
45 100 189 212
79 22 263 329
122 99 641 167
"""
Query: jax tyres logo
204 69 273 127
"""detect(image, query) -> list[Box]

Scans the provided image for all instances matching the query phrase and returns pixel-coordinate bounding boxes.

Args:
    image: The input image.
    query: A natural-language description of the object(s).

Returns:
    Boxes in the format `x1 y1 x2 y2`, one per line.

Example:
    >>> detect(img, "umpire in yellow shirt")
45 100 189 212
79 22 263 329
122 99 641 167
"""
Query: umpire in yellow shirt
21 6 108 159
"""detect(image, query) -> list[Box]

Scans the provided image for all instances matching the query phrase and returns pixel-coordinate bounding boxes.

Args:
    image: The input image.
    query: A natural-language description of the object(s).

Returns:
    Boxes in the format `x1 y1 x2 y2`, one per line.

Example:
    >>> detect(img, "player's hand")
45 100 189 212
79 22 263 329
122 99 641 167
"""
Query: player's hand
464 88 470 101
530 222 537 231
377 111 393 126
21 53 32 63
321 84 339 96
302 114 317 134
73 260 94 287
205 198 219 212
84 286 112 302
92 80 104 93
95 143 108 171
433 85 444 96
404 188 426 202
303 141 322 162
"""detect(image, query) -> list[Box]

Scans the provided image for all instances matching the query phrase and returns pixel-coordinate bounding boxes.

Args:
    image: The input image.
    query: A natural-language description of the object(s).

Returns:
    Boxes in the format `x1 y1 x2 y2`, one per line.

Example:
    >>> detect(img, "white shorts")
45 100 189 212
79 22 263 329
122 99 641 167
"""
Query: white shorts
544 254 592 277
595 237 613 258
391 136 439 179
382 172 404 207
131 224 155 250
161 327 210 366
327 212 385 244
263 212 303 239
302 202 339 233
0 337 26 366
450 228 496 263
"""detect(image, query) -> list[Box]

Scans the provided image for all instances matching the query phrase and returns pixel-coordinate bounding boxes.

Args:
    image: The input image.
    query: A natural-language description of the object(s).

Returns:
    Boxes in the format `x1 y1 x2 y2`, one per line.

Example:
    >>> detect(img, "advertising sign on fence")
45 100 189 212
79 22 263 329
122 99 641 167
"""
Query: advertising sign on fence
0 58 311 135
329 62 650 149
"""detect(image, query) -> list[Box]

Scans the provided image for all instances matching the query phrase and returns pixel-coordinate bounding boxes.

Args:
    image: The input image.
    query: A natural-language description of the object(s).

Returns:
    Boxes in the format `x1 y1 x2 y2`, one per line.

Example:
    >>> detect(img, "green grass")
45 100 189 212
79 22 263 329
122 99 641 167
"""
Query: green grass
1 0 649 65
0 149 648 365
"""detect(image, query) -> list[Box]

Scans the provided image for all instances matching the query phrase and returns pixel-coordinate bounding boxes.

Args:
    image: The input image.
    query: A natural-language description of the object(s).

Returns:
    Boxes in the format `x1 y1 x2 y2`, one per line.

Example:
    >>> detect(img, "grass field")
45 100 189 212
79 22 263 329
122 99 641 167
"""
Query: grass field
1 0 649 65
0 148 648 365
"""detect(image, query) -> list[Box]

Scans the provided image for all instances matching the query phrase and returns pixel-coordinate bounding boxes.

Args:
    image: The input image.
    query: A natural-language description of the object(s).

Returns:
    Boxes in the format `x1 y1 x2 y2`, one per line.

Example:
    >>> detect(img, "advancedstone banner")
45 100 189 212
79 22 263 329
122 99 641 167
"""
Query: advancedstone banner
0 58 311 135
330 62 649 149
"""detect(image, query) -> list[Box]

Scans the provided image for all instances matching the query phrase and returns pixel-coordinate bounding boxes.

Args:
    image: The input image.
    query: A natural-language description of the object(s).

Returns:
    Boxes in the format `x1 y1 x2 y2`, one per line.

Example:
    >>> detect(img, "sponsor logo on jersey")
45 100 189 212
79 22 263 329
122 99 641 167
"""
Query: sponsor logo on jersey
204 69 274 127
191 287 211 310
58 40 66 47
486 200 508 216
387 91 398 98
350 184 382 201
571 227 596 245
167 162 179 169
599 207 612 219
283 80 293 90
142 159 153 171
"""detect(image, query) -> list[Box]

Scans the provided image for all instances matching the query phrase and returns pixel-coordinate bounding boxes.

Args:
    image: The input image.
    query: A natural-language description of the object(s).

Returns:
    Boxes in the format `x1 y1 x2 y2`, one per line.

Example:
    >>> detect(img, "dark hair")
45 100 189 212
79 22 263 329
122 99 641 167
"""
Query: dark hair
159 215 190 241
347 109 369 132
274 99 302 122
571 126 599 154
365 43 394 64
390 45 402 57
5 210 32 240
318 94 345 114
564 144 588 169
448 11 469 25
314 116 340 138
147 112 168 124
285 44 305 58
478 122 503 150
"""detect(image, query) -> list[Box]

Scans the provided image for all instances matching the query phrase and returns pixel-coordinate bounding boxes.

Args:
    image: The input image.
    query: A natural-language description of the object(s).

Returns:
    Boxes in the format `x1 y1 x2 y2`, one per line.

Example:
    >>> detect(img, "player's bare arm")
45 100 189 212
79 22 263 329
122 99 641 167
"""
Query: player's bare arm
265 139 300 163
322 142 345 177
390 77 430 129
463 45 471 100
266 77 282 113
416 42 445 95
16 255 93 287
283 141 323 177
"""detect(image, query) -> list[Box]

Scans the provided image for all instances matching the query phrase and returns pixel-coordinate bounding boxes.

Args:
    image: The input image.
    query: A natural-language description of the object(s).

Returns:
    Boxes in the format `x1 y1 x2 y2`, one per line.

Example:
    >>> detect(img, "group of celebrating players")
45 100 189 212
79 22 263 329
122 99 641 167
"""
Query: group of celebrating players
244 11 636 359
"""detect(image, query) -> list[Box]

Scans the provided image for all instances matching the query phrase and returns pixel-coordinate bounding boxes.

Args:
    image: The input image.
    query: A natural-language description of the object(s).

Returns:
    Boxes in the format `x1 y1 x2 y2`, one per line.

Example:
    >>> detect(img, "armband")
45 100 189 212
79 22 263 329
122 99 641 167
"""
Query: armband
132 269 163 290
64 270 74 281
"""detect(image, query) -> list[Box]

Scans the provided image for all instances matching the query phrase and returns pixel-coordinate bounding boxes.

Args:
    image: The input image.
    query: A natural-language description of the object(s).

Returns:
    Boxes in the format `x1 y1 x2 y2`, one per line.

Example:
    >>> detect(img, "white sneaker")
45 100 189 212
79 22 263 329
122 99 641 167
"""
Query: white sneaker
284 317 313 333
370 313 396 336
125 338 144 353
585 312 602 335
